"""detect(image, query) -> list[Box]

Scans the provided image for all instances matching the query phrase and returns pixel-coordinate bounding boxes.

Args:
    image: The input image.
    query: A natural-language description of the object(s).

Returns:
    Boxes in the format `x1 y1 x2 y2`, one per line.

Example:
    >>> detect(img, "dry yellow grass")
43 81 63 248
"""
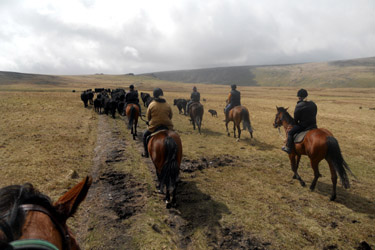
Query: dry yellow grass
1 76 374 249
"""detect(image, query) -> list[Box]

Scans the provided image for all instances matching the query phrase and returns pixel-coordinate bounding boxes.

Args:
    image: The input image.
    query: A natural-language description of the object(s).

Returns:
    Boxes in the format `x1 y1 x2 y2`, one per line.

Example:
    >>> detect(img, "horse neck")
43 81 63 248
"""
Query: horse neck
281 118 293 132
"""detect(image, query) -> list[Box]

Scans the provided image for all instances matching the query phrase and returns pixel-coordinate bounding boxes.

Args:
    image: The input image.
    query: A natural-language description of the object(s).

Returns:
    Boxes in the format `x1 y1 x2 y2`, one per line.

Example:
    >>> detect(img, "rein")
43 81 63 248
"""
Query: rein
7 204 70 250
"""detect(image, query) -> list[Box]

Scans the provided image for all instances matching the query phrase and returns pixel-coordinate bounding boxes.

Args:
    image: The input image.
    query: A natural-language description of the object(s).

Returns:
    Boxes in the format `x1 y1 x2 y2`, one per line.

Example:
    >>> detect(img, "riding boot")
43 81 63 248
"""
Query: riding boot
282 136 293 154
142 136 149 158
223 111 228 122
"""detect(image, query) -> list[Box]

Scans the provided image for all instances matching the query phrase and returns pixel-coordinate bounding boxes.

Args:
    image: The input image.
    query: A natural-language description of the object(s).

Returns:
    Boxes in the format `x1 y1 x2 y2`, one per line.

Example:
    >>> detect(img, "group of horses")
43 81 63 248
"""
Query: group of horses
0 90 354 249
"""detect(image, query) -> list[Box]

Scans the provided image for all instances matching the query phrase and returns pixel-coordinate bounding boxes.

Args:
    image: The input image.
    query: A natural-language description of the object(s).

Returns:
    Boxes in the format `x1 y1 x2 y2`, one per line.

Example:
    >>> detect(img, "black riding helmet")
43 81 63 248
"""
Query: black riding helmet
231 84 237 90
129 84 134 90
153 88 163 98
297 89 308 98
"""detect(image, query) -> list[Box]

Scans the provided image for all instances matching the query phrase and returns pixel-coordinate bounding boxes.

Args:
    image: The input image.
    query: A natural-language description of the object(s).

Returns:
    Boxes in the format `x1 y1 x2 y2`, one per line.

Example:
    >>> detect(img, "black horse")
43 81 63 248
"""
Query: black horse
174 99 188 115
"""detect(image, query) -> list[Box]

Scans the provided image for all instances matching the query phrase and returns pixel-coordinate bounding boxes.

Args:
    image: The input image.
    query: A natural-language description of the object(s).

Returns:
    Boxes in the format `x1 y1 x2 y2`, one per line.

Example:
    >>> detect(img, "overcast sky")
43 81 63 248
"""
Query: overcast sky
0 0 374 75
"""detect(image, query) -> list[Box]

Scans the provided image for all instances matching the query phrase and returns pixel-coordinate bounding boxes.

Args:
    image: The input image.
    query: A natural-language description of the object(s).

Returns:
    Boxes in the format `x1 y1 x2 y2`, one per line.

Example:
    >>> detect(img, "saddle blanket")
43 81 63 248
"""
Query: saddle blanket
293 130 309 143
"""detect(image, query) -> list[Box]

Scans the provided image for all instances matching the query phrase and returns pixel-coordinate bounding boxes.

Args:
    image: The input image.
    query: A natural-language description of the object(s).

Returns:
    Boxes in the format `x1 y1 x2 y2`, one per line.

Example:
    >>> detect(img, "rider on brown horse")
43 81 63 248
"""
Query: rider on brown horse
186 86 200 114
125 84 141 115
224 84 241 121
142 88 174 158
282 89 317 154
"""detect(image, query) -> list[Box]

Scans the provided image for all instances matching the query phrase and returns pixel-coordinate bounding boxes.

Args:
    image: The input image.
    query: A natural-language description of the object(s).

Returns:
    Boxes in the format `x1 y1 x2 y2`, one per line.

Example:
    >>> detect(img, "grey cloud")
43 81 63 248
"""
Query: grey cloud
0 0 374 74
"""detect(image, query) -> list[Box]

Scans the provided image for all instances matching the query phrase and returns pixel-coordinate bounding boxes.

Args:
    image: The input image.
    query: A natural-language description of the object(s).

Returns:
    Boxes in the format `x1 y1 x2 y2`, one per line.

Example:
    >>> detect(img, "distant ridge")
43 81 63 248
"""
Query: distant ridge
142 57 375 88
1 57 374 88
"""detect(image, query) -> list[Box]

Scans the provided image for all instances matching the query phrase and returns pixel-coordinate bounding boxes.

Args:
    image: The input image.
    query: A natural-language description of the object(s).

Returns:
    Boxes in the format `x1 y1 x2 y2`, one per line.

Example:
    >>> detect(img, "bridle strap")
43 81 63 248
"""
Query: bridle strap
10 239 59 250
19 204 70 250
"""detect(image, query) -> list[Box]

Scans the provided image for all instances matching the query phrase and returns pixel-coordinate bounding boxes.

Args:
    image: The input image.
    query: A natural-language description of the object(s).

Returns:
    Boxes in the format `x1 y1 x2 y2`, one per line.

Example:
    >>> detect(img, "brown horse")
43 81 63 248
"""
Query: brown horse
189 102 204 134
148 130 182 208
273 106 354 201
0 176 92 250
225 106 253 140
125 104 139 140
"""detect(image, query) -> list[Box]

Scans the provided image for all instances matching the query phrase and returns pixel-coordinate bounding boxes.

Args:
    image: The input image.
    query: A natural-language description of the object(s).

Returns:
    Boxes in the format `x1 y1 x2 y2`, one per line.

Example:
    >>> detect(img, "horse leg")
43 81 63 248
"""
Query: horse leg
309 159 321 191
237 123 241 140
233 123 236 138
165 189 171 209
327 160 338 201
289 154 305 186
133 120 137 140
226 121 230 136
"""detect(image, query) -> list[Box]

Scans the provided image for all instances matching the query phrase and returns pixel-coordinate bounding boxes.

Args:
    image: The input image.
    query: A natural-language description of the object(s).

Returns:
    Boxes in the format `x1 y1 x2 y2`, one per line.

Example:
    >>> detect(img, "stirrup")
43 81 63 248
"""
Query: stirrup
141 152 149 158
281 146 292 154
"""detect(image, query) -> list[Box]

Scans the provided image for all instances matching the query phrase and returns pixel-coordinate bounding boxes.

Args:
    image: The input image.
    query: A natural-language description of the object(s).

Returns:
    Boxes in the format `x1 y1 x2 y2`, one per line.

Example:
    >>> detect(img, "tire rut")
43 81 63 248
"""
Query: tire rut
75 115 147 249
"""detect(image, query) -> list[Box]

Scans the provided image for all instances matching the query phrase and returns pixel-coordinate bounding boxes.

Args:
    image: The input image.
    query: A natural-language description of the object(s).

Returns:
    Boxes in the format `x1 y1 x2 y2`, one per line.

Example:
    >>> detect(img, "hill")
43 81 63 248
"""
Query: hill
141 57 375 87
1 57 374 88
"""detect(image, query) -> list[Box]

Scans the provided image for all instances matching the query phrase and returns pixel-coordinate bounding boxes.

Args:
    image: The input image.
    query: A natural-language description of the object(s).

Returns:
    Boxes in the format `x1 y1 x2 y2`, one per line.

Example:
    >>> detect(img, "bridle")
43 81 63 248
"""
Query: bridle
274 111 286 140
6 204 71 250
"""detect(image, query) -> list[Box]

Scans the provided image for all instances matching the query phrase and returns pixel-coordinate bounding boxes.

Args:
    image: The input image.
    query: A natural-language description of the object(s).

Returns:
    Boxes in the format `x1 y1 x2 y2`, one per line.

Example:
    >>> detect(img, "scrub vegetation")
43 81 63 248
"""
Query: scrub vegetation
1 72 374 249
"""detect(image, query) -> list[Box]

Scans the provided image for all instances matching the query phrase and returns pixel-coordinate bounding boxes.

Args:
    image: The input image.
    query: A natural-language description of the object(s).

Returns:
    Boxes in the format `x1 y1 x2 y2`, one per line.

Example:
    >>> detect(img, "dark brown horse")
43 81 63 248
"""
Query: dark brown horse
0 176 92 250
189 102 204 134
225 106 253 140
125 104 139 140
273 106 354 201
148 130 182 208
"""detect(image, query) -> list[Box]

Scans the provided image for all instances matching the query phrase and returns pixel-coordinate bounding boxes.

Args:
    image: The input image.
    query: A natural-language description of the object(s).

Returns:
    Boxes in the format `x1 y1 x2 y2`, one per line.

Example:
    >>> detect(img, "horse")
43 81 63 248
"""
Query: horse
189 102 204 134
225 106 253 140
140 92 152 107
173 99 188 115
273 106 354 201
125 103 139 140
147 130 182 208
0 176 92 250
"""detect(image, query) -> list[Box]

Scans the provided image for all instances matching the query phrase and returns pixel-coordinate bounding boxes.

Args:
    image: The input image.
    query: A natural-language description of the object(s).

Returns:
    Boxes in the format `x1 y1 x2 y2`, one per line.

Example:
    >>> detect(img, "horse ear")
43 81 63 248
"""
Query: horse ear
286 107 289 110
276 106 278 110
53 176 92 221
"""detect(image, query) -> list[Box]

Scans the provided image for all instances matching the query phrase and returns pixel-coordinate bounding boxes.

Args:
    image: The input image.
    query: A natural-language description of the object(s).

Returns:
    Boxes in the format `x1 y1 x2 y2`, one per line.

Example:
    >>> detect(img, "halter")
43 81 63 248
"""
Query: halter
7 204 70 250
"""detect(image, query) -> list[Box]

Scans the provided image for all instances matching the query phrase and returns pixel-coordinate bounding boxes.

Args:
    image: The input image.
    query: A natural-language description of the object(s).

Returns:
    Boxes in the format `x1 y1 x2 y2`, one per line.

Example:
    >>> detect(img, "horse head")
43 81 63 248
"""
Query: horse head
0 176 92 250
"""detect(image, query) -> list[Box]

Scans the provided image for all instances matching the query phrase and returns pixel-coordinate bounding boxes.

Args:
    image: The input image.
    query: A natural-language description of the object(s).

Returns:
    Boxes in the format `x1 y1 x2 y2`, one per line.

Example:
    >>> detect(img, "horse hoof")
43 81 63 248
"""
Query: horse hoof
166 203 172 209
227 133 230 137
236 138 240 142
330 195 336 201
300 181 306 187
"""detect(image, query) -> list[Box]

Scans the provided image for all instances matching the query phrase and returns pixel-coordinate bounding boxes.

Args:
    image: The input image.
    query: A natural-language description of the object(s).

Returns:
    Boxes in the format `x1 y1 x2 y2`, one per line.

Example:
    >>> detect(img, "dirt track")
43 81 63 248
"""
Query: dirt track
74 114 269 249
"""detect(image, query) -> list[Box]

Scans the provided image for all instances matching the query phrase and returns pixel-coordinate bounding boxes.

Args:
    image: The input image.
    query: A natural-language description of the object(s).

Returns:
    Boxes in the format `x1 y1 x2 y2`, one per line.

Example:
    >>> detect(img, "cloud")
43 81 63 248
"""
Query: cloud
0 0 374 74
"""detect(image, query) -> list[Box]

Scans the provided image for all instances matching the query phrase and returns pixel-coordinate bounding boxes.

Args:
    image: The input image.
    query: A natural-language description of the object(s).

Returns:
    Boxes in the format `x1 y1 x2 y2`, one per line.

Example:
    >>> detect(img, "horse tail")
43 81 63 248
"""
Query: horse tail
241 108 253 133
160 136 180 193
326 136 354 189
128 106 135 129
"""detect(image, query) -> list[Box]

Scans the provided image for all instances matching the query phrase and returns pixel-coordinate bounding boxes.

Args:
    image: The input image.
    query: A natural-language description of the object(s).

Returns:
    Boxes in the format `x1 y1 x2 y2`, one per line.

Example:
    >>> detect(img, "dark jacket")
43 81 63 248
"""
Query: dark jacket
125 90 139 103
294 100 317 128
228 90 241 106
191 91 200 102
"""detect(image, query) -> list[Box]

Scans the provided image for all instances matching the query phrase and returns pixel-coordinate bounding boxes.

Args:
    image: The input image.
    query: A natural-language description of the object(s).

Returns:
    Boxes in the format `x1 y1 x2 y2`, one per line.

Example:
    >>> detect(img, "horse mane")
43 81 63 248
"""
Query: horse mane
278 107 295 125
0 184 55 243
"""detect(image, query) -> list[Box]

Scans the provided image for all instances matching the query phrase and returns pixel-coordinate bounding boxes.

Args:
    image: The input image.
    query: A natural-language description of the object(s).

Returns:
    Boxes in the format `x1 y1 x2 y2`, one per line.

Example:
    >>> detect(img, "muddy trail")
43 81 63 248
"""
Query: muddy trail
75 114 269 249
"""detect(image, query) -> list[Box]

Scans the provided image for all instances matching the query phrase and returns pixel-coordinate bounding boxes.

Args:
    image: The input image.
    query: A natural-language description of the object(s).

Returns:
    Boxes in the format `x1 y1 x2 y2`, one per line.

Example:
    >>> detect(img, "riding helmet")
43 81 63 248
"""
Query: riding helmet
297 89 308 98
129 84 134 90
231 84 237 90
153 88 164 98
193 86 197 91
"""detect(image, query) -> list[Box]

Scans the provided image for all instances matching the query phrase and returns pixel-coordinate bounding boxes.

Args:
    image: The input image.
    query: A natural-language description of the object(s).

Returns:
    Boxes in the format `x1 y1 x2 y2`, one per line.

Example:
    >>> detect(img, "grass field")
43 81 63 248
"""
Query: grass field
1 75 375 249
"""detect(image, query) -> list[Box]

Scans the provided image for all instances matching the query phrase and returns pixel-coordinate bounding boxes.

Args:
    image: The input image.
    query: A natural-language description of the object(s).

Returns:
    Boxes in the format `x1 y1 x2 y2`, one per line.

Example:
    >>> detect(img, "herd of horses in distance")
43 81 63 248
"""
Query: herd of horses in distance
0 86 355 249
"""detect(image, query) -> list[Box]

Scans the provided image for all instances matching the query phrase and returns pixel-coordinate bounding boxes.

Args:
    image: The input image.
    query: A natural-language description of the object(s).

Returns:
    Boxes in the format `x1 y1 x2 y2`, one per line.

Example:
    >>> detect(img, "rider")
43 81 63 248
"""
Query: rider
282 89 318 154
142 88 174 158
125 84 141 115
186 86 200 114
224 84 241 121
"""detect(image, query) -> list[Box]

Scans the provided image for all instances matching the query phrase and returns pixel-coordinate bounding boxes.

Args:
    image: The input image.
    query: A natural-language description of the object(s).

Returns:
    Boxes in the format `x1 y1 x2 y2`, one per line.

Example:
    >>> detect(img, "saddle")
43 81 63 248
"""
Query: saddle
293 128 317 143
145 126 170 146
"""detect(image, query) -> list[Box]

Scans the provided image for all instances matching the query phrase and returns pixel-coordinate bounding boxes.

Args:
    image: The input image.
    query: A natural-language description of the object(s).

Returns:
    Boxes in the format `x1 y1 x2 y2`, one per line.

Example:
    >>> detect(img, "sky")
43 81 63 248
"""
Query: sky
0 0 374 75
